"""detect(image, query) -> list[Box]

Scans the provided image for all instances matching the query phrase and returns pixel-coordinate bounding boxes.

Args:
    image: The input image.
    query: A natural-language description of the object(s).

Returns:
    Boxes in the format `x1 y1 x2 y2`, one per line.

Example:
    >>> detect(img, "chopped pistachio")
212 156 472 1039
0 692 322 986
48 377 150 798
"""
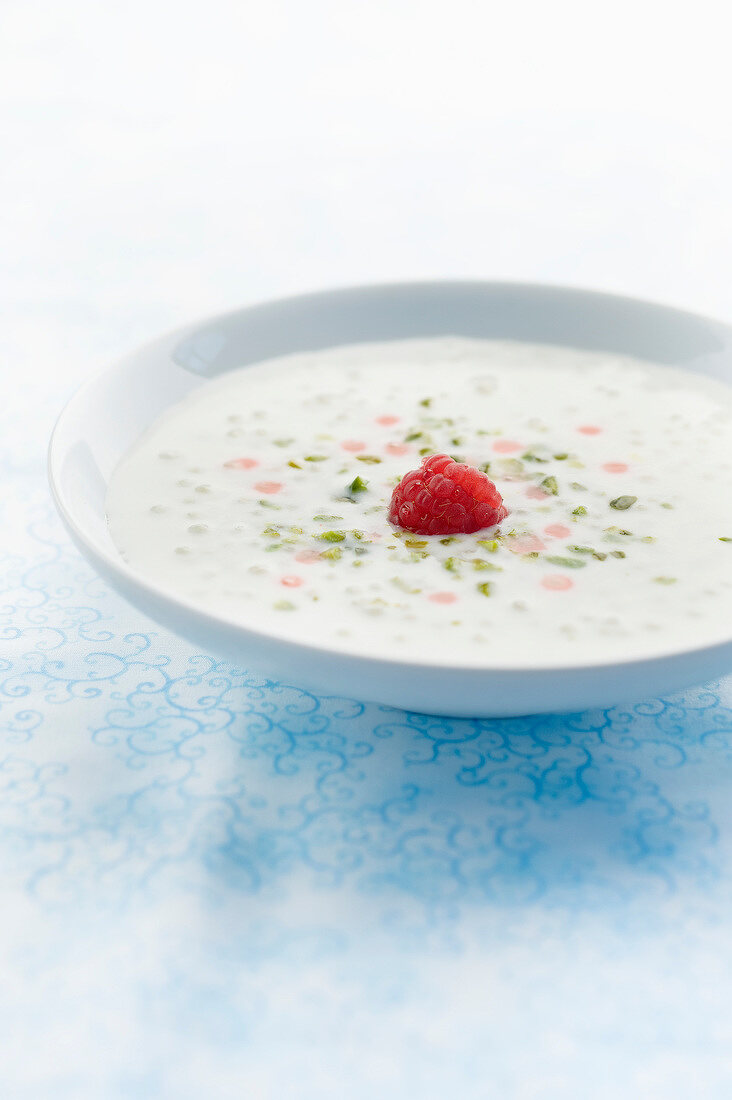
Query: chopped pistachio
405 538 428 549
476 581 493 597
476 539 500 552
478 462 491 474
522 552 540 559
540 475 559 496
570 482 587 491
354 546 368 556
472 559 502 571
351 530 364 539
451 437 464 447
440 536 459 545
609 495 638 510
571 505 588 516
609 550 626 558
313 514 343 522
443 557 459 572
274 600 295 610
273 438 295 447
419 397 432 407
592 551 607 561
567 545 595 554
719 537 732 542
654 576 677 585
545 555 587 569
553 452 569 461
304 454 328 462
405 431 423 441
356 455 382 464
522 452 548 463
661 502 674 509
419 447 433 456
640 535 656 543
262 526 280 538
258 499 280 509
287 460 303 469
320 547 342 561
317 530 346 542
391 577 421 594
349 475 369 493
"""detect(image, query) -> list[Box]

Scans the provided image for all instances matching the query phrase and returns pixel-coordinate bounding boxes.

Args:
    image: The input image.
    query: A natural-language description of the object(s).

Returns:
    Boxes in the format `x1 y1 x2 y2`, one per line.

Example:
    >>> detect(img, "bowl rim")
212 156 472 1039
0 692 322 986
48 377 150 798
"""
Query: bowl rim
48 277 732 675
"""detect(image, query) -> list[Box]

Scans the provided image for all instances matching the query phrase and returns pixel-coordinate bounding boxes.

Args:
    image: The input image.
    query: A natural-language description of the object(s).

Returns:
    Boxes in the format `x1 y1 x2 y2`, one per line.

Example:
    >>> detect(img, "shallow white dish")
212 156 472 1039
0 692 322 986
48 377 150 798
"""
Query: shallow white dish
49 281 732 716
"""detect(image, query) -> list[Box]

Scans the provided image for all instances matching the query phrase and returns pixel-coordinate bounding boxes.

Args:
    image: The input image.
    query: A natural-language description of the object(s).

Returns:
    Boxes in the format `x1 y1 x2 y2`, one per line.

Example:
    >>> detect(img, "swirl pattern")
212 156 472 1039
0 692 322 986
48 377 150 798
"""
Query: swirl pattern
3 466 732 1096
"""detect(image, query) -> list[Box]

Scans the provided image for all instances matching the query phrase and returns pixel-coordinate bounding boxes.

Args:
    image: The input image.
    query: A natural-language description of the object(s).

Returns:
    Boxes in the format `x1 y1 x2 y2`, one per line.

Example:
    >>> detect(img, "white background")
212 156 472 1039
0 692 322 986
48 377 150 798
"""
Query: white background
2 5 732 1097
2 0 732 403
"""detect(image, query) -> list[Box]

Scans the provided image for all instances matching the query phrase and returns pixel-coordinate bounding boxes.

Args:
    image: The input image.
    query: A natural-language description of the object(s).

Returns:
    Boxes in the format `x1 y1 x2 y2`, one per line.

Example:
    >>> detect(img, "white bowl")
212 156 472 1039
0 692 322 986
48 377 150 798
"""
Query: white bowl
49 281 732 717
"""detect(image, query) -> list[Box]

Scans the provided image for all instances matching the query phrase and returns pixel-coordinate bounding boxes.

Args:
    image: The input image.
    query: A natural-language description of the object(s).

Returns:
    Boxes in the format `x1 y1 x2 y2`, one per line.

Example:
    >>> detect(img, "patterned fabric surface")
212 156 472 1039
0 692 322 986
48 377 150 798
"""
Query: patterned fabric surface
3 385 732 1099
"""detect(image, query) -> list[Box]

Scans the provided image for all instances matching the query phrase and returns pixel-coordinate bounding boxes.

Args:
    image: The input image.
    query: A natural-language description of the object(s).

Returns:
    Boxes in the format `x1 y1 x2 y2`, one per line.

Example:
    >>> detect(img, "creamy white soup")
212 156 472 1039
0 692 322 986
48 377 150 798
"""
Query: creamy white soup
106 339 732 666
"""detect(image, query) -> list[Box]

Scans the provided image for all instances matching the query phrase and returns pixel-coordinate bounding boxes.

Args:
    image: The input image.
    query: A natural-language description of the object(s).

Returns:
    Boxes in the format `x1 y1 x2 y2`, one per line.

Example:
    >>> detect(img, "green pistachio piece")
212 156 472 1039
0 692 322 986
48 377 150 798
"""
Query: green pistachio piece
544 555 587 569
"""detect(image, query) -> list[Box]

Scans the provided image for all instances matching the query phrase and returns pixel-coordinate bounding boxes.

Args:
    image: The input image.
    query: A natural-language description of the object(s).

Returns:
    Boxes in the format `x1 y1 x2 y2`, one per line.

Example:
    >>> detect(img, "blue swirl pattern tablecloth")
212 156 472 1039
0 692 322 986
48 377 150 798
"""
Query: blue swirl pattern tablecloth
3 386 732 1099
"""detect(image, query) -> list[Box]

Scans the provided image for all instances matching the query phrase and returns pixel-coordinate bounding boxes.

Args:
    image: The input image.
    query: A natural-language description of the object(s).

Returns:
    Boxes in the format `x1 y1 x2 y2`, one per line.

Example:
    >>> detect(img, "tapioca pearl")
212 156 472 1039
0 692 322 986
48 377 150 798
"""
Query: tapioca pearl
492 439 523 454
341 440 366 452
376 415 400 425
544 523 571 538
429 592 458 604
194 484 212 494
602 462 628 474
188 523 208 534
255 481 283 494
578 425 602 435
225 457 258 469
174 546 191 556
541 574 573 591
281 575 304 587
385 442 410 456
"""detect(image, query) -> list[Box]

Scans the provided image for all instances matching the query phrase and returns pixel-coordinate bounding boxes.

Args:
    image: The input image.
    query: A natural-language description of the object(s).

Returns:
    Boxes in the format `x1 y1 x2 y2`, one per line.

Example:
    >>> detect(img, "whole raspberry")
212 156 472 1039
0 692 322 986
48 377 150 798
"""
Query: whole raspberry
388 453 509 536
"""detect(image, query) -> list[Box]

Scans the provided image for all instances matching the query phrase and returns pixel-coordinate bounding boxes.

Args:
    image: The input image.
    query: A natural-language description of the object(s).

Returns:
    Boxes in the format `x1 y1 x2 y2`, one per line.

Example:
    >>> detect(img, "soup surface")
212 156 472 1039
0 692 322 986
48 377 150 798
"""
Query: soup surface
106 338 732 666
